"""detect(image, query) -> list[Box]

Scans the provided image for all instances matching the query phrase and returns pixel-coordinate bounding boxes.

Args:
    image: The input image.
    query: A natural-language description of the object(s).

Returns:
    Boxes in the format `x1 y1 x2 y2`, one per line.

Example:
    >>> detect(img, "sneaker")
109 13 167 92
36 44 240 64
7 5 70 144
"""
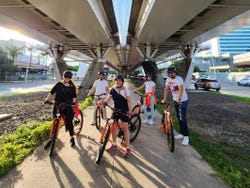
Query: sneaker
43 140 51 150
124 148 131 158
147 120 154 125
182 136 189 146
70 137 75 147
106 144 117 152
90 121 96 126
174 134 184 139
142 119 149 124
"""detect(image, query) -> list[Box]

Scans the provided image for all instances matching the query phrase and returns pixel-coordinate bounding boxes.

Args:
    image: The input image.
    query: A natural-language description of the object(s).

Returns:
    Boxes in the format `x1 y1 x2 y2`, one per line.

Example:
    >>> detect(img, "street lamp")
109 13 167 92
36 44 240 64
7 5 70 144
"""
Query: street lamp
25 45 33 82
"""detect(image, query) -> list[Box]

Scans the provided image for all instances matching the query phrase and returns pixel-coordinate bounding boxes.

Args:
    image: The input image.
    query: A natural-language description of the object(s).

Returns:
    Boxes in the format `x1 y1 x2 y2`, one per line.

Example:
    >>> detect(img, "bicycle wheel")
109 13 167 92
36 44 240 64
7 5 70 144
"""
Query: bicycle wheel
73 110 84 136
49 119 59 157
166 119 175 152
129 114 141 142
132 104 140 115
96 126 110 164
95 106 101 130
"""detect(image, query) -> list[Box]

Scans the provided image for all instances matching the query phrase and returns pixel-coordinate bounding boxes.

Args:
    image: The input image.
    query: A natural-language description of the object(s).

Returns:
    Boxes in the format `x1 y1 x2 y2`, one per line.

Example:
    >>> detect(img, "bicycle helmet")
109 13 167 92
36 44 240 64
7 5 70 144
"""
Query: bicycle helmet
63 70 73 78
97 71 105 76
115 74 124 82
146 72 153 77
167 67 177 73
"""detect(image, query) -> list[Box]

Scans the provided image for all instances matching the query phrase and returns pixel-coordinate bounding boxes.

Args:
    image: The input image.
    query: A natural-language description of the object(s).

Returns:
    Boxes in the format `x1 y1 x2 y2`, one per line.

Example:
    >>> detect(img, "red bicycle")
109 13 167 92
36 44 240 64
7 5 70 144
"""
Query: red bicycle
44 101 83 156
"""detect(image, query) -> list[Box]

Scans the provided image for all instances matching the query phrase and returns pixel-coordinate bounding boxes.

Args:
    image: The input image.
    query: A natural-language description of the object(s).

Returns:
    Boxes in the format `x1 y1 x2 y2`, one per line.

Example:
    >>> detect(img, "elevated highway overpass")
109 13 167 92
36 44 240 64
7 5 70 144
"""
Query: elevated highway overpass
1 0 250 94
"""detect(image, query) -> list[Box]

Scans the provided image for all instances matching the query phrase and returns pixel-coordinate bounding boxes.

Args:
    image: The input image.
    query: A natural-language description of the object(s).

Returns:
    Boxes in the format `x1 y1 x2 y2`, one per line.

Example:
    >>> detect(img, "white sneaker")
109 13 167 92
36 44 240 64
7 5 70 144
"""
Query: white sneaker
142 119 149 124
147 120 154 125
182 136 189 146
174 134 184 139
90 121 96 125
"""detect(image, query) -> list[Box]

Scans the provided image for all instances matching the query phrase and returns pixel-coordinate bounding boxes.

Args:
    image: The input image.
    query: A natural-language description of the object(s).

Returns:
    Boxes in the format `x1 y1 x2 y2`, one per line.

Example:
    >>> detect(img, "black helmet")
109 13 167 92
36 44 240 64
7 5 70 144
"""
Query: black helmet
167 67 177 73
63 70 73 78
97 71 105 75
115 74 124 82
146 72 153 77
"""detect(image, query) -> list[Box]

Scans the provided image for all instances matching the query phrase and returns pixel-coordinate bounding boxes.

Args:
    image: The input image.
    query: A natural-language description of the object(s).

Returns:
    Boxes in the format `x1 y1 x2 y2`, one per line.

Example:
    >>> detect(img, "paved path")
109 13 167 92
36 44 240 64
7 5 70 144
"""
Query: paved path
0 80 228 188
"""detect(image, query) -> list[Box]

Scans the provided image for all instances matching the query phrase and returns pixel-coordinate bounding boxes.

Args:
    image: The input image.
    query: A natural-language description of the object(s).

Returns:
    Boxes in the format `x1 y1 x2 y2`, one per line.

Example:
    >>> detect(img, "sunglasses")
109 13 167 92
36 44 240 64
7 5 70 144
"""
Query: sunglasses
168 72 175 75
64 76 72 79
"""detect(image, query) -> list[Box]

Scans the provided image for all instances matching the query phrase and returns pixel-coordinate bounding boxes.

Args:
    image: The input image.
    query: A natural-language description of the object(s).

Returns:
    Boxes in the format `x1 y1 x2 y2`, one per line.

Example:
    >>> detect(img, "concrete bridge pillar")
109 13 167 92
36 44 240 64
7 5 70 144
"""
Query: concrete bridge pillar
51 44 70 80
141 61 165 92
179 43 198 88
79 59 105 99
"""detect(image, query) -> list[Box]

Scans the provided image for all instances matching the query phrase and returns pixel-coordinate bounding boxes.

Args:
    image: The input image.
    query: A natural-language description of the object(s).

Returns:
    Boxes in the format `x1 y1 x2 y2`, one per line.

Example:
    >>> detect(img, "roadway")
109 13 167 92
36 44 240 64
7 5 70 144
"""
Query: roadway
1 80 250 98
0 80 229 188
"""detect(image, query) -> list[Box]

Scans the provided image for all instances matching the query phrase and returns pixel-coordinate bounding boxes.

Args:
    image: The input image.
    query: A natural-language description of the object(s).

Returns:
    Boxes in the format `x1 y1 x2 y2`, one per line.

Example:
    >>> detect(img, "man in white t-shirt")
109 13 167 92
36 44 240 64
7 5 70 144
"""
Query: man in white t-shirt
87 71 109 125
162 67 190 146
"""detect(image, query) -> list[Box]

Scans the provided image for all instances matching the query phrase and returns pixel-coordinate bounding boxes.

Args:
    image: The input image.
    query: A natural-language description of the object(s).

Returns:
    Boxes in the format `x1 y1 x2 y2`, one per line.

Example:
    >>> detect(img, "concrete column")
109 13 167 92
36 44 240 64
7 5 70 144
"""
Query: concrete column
141 61 165 90
121 66 128 77
178 43 197 88
78 59 105 99
51 44 69 80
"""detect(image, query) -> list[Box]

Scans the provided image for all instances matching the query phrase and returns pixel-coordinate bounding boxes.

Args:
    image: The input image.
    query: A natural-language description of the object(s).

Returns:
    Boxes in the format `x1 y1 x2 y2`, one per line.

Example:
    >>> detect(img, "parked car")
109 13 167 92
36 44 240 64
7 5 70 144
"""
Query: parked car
194 78 221 92
237 77 250 86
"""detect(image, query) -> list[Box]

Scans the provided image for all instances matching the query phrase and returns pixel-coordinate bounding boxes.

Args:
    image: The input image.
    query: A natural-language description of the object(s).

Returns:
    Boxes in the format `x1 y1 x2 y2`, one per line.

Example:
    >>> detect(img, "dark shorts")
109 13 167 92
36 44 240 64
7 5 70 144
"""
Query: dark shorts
112 112 129 122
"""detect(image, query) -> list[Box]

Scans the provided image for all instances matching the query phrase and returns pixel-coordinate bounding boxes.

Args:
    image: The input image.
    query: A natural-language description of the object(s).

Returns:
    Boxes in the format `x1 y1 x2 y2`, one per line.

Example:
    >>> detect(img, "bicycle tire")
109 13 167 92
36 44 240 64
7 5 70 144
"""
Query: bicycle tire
129 114 141 142
95 106 101 130
96 125 110 164
166 119 175 152
49 119 59 157
73 110 84 136
132 105 141 115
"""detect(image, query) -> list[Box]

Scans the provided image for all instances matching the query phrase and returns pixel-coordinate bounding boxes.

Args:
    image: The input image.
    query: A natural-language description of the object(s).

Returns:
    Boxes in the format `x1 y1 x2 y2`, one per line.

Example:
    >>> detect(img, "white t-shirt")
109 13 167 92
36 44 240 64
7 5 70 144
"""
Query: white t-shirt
93 79 109 98
145 81 155 93
165 76 188 101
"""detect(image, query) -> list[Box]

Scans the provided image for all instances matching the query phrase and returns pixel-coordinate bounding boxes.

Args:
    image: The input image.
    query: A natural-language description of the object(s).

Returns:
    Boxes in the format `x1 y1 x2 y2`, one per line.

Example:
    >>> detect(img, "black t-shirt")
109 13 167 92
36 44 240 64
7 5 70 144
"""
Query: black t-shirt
110 87 128 113
50 82 77 104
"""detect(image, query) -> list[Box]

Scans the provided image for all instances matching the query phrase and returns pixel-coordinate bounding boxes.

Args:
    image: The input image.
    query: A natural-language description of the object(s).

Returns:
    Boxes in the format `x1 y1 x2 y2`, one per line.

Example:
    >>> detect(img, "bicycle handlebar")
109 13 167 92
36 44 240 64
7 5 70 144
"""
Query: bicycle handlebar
92 93 107 97
134 91 145 97
103 103 129 116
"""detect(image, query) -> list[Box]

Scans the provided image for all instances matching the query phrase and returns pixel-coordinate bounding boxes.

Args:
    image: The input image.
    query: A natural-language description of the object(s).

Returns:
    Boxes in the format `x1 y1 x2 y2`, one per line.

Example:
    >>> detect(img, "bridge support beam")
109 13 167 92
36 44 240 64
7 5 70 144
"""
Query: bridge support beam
179 43 198 88
141 61 165 93
79 59 105 99
51 44 70 80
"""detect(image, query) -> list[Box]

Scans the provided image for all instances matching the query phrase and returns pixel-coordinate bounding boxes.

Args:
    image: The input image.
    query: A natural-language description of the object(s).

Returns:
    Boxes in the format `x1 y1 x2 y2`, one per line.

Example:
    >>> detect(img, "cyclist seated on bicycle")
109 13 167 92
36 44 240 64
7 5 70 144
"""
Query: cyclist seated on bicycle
44 70 78 147
134 72 156 125
100 74 133 158
87 71 109 125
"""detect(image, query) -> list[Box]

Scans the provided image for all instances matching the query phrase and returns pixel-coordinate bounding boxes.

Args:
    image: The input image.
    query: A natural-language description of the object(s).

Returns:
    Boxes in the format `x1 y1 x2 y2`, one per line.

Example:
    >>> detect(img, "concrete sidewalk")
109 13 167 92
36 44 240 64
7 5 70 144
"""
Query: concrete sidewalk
0 80 228 188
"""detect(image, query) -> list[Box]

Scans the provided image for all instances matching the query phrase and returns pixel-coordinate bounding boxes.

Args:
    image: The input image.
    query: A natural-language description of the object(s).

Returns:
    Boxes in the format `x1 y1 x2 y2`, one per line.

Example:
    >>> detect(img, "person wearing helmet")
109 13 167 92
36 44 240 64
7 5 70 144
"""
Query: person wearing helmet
134 72 156 125
162 66 190 146
101 74 133 158
87 70 109 125
44 70 78 147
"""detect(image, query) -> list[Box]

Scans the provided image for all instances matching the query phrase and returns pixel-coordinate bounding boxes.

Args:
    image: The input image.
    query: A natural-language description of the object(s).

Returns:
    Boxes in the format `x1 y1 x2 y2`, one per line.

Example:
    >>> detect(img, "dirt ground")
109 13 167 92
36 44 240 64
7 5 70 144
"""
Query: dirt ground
0 89 249 153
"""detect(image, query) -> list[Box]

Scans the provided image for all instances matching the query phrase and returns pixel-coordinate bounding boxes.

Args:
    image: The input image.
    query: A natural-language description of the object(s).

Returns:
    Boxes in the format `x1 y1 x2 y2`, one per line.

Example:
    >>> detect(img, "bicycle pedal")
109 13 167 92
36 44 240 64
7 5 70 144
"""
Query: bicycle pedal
120 142 126 148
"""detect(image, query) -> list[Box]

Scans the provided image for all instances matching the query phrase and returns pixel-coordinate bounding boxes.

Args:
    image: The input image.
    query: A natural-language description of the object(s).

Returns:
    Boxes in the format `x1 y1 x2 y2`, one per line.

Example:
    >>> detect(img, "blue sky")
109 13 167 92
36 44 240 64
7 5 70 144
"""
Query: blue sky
113 0 132 46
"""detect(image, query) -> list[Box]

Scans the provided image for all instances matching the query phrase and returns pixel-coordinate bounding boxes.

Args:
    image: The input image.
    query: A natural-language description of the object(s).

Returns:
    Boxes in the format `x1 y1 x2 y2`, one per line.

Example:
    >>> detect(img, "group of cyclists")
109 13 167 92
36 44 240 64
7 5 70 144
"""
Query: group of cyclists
43 66 190 158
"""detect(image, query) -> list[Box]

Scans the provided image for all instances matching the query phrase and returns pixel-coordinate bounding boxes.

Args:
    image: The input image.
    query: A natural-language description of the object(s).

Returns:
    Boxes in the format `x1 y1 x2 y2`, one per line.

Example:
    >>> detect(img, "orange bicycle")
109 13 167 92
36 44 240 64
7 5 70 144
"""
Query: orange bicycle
44 101 83 156
160 102 175 152
133 91 155 119
95 103 141 164
93 93 107 130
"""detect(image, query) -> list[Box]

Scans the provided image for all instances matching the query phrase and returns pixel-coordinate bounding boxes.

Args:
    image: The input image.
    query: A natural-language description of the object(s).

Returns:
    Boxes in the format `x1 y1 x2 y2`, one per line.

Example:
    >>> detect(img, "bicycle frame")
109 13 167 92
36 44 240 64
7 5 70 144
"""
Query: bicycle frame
163 104 173 134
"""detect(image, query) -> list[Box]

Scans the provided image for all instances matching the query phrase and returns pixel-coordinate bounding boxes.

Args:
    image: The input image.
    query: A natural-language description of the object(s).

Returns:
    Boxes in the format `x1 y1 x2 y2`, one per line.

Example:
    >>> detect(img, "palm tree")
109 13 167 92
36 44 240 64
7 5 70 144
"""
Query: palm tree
7 45 24 64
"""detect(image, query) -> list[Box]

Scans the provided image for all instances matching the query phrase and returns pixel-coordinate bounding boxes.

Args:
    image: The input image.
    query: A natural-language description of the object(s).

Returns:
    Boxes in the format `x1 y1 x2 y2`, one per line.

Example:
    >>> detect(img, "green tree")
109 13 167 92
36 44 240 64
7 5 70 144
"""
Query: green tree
0 47 20 75
7 45 24 64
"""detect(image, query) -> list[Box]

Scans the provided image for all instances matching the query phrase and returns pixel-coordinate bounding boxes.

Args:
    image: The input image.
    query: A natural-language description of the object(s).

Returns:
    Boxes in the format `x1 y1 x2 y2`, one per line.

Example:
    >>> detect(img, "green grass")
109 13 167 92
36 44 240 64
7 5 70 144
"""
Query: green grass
0 97 93 178
211 92 250 103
